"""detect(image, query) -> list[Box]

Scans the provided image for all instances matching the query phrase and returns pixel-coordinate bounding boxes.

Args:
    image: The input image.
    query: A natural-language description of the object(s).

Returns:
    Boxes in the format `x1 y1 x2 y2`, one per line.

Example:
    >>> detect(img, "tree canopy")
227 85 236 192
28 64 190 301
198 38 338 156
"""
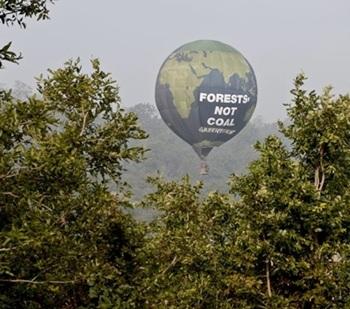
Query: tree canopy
0 59 148 308
136 75 350 308
1 60 350 308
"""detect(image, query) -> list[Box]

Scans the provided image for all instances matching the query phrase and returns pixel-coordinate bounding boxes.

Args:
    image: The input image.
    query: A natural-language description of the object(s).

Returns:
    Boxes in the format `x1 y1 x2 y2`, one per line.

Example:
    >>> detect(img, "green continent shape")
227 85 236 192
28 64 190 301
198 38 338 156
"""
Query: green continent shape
159 50 250 118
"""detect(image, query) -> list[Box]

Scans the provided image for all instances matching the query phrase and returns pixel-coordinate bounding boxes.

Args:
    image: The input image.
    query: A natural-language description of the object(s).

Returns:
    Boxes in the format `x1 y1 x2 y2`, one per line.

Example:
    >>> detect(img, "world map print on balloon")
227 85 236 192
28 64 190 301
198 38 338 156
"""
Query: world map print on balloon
155 40 257 160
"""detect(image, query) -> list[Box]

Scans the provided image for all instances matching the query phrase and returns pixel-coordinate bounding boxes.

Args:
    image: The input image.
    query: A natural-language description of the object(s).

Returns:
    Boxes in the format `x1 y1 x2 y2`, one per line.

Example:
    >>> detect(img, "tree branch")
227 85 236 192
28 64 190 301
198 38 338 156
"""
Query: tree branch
161 255 177 275
0 247 17 252
80 112 88 136
314 166 320 189
1 192 19 198
0 279 76 285
315 144 326 192
266 259 272 298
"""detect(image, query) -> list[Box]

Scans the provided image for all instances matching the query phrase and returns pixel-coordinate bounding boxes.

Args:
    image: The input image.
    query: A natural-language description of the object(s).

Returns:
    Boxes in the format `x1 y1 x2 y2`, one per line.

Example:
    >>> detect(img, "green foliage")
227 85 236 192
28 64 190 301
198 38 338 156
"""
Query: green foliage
0 59 147 308
0 41 21 68
0 0 56 68
139 75 350 308
0 0 55 26
138 177 246 308
2 39 350 307
280 74 350 196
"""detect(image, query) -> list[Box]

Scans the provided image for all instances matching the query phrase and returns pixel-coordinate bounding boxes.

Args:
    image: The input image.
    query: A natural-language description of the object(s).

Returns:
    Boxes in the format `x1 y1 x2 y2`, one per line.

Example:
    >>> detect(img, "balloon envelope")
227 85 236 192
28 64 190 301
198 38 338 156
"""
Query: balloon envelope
155 40 257 159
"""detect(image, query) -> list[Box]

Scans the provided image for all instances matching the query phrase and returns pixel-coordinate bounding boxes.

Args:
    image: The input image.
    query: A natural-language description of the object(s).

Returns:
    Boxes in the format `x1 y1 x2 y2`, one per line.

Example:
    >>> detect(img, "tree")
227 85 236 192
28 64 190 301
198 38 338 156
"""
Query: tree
226 75 350 307
138 176 254 308
0 59 147 308
0 0 56 68
139 75 350 308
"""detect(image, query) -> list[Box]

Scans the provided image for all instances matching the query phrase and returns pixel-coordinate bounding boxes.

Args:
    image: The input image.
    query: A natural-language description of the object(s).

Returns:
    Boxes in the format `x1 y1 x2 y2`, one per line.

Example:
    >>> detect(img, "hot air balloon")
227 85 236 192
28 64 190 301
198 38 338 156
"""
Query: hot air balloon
155 40 257 174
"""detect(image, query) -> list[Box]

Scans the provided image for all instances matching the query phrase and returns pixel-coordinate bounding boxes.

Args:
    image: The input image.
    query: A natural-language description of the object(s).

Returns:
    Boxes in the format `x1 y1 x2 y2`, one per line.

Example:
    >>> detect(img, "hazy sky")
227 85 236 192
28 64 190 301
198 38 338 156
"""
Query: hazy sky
2 0 350 121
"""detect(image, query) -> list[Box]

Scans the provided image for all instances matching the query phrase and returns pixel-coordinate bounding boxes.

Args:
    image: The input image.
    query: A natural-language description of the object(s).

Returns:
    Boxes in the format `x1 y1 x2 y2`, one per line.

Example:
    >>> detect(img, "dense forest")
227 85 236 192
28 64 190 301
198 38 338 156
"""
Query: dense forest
1 1 350 308
125 103 280 198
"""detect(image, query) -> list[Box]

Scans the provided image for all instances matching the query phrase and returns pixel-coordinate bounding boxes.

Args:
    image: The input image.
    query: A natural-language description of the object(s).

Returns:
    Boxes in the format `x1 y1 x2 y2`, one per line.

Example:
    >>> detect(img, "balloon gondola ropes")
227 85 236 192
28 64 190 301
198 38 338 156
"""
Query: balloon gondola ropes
155 40 257 175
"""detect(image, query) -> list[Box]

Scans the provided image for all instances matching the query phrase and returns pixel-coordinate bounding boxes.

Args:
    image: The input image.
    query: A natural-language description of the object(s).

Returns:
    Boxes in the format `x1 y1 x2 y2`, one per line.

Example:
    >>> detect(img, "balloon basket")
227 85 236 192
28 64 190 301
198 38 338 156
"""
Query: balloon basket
199 161 209 175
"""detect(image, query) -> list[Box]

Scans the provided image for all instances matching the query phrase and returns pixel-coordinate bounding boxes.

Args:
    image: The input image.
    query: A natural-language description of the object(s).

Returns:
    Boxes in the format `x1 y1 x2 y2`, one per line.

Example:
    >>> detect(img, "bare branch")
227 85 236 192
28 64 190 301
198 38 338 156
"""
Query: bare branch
0 247 17 252
80 112 88 136
266 259 272 298
1 192 19 198
0 279 76 285
161 256 177 275
314 166 320 189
